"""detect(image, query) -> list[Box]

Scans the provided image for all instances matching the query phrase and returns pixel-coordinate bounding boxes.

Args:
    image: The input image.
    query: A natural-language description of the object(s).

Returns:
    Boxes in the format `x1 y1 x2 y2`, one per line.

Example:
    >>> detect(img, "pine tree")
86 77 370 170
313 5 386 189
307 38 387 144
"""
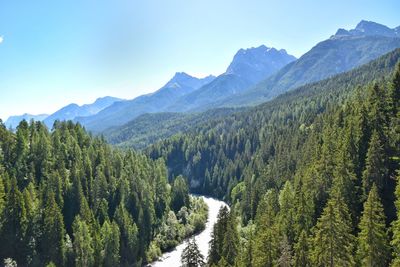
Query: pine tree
102 220 120 267
391 173 400 266
114 203 138 265
278 181 295 244
0 177 28 264
293 230 309 267
311 194 355 266
252 190 279 267
171 175 189 212
73 216 94 267
362 130 388 197
389 62 400 115
208 206 229 265
181 237 205 267
356 184 389 266
208 224 220 265
41 191 66 266
222 212 239 265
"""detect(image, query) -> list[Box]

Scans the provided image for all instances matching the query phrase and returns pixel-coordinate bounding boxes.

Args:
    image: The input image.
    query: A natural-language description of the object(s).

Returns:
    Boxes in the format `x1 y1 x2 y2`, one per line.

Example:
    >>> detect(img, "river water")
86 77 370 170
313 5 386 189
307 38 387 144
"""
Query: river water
150 196 228 267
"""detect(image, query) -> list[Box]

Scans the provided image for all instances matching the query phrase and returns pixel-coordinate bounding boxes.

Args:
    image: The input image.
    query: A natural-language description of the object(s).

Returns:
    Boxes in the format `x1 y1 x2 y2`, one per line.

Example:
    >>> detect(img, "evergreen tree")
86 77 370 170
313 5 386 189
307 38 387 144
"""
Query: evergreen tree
252 190 279 267
102 220 120 267
391 173 400 266
222 212 239 265
114 203 139 265
362 130 388 198
293 230 309 267
278 181 295 244
73 216 94 267
0 177 28 264
356 184 389 267
171 175 189 212
208 206 229 265
181 237 204 267
311 194 355 266
389 63 400 115
41 192 66 266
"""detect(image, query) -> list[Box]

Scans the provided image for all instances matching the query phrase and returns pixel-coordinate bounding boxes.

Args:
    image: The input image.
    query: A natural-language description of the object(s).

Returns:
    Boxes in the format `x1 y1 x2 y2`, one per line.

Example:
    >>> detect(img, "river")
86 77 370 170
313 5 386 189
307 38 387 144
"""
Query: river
150 196 228 266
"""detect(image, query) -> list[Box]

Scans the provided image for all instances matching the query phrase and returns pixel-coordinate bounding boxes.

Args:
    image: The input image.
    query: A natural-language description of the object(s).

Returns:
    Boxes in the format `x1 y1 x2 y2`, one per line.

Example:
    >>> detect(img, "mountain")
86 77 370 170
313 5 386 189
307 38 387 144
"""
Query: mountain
166 45 296 112
146 47 400 197
219 20 400 107
107 48 400 151
44 96 122 128
5 113 49 129
78 73 215 132
333 20 400 38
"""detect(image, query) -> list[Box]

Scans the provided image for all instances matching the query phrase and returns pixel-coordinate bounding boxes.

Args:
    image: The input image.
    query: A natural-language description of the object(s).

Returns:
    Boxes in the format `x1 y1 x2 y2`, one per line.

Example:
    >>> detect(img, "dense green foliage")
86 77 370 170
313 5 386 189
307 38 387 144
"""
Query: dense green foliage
148 49 400 266
0 121 207 266
104 108 241 150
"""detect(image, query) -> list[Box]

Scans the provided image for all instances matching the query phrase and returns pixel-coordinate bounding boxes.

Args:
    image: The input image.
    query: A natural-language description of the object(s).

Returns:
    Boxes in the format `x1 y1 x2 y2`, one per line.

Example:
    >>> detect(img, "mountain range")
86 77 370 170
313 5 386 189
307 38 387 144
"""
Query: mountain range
43 96 123 128
5 114 49 129
75 45 296 132
6 20 400 138
215 20 400 107
76 73 216 132
80 20 400 132
164 46 296 113
4 96 122 129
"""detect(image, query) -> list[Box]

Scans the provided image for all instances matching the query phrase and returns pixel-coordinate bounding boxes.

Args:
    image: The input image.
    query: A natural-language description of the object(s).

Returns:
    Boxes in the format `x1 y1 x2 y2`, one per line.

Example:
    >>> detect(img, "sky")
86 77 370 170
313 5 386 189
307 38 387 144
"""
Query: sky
0 0 399 120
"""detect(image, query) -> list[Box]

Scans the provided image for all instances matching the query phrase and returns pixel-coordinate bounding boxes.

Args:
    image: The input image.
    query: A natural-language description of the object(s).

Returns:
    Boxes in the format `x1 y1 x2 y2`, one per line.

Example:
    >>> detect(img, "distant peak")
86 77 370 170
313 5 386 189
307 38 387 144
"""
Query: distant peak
332 20 398 39
236 45 271 55
172 72 192 79
66 103 79 108
334 28 351 36
94 96 122 103
355 20 381 29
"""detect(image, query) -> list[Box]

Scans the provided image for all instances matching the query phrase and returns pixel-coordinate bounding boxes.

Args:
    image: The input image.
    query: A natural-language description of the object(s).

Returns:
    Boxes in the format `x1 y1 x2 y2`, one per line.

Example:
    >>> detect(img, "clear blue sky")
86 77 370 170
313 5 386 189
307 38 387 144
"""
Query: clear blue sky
0 0 399 120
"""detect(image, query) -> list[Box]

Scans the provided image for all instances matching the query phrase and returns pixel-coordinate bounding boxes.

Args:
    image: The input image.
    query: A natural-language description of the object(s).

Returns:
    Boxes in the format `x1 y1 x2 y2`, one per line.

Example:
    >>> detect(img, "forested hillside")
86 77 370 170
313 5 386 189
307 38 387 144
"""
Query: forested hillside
105 108 242 150
147 49 400 265
0 121 207 266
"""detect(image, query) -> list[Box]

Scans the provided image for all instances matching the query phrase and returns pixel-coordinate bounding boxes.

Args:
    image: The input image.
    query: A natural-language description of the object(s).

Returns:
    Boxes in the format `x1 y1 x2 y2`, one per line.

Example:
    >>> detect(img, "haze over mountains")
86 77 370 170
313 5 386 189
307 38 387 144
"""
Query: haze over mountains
5 114 49 129
5 96 122 129
164 46 297 113
76 73 216 132
74 45 296 132
5 20 400 136
43 96 123 128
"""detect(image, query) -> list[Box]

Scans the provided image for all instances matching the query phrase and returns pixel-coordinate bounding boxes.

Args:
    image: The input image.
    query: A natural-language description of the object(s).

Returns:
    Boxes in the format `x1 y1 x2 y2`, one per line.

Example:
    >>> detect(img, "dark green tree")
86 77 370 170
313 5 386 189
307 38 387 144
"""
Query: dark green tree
222 212 239 265
362 130 388 197
171 175 189 212
73 216 94 267
181 237 204 267
40 192 66 266
293 230 310 267
391 173 400 266
356 184 389 266
311 194 355 266
102 220 121 267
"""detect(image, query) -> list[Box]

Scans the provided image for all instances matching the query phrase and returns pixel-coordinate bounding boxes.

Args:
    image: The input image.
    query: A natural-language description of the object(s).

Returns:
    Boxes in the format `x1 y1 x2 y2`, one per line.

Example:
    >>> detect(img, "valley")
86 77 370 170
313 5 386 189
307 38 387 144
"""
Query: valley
1 16 400 267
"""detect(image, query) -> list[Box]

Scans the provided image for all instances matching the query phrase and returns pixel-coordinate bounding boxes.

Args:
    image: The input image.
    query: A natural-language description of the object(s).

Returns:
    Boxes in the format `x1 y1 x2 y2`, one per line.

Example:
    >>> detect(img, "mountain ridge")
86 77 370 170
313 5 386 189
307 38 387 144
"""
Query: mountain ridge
77 73 216 132
44 96 123 128
218 20 400 107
